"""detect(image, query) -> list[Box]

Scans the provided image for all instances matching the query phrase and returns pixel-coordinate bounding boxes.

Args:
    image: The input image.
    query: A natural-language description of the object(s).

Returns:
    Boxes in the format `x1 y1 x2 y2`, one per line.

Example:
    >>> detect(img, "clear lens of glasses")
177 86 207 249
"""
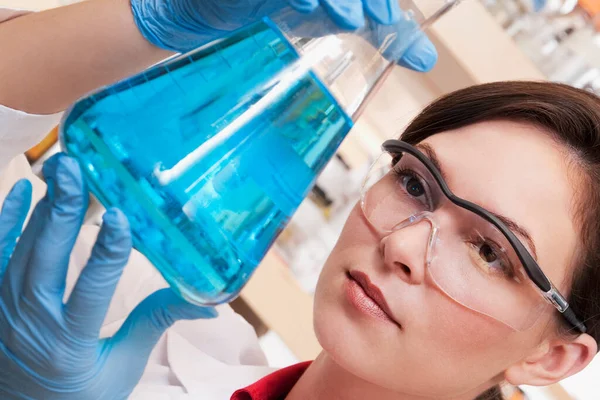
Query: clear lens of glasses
360 151 550 331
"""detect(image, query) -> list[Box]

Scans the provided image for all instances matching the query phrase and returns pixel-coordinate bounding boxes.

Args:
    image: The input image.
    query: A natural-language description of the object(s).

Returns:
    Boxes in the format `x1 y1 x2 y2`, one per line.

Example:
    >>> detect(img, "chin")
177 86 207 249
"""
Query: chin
313 302 413 395
314 274 366 354
312 276 397 386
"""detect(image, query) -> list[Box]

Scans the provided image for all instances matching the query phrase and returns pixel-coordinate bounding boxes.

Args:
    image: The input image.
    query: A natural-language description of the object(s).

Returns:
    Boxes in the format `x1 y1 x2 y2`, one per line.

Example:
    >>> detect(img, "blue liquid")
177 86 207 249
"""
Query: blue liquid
60 19 353 304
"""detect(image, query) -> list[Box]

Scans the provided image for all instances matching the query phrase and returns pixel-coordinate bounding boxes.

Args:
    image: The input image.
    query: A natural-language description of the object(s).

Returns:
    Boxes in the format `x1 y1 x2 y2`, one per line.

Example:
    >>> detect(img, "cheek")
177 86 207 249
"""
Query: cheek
430 294 510 350
425 301 532 385
336 203 379 245
417 298 545 389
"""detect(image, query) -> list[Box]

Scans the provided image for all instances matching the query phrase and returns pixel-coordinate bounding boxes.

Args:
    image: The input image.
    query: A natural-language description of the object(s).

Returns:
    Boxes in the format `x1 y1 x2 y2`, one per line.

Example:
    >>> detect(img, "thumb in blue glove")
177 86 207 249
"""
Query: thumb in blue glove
0 153 217 400
131 0 437 72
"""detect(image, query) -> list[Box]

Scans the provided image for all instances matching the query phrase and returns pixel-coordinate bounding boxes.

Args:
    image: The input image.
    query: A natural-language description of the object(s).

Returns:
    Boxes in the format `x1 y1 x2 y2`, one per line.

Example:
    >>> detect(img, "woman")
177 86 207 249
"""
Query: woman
282 80 600 400
2 80 600 400
285 80 600 400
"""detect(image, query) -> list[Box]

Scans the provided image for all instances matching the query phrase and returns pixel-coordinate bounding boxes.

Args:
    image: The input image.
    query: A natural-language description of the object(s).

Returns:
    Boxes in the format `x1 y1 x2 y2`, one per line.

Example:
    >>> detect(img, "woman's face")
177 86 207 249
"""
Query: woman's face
313 120 580 397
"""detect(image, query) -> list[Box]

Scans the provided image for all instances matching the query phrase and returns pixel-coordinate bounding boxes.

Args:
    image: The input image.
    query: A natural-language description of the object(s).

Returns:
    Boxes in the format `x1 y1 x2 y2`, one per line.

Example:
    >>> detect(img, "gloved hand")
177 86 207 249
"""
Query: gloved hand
131 0 438 72
0 154 217 400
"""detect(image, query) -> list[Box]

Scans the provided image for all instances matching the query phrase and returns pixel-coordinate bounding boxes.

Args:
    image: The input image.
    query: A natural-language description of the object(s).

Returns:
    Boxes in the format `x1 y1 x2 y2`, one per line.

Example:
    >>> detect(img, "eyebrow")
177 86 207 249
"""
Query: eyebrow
491 213 538 260
415 143 449 183
415 143 539 260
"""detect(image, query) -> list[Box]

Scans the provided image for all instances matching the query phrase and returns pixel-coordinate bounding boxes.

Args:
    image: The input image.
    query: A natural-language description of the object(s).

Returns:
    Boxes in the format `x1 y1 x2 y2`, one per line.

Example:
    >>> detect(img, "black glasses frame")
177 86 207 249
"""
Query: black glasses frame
382 140 586 334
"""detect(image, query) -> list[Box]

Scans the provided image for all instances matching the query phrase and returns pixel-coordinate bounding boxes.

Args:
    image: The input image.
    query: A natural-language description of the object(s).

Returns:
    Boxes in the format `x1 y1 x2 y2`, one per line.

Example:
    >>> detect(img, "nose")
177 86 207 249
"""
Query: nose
379 220 434 285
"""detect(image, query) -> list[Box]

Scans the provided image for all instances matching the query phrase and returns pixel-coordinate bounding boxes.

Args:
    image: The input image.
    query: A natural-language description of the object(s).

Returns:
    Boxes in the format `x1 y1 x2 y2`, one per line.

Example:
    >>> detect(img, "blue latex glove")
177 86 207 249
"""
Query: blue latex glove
533 0 547 12
131 0 437 72
0 154 217 400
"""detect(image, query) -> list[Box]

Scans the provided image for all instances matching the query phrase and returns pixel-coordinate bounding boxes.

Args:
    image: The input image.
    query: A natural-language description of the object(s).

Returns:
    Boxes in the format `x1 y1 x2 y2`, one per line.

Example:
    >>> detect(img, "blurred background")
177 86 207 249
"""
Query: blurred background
7 0 600 399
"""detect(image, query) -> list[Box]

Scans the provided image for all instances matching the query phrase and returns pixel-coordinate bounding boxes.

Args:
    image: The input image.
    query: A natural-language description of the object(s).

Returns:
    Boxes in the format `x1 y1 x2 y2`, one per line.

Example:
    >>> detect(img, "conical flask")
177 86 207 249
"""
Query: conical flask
60 0 460 305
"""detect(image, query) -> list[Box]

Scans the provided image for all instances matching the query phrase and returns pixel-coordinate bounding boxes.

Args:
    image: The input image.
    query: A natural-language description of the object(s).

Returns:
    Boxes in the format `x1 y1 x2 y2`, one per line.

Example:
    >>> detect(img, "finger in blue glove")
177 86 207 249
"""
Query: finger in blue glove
320 0 367 30
64 208 133 337
307 0 401 29
22 155 88 304
0 180 31 274
397 31 438 73
363 0 401 24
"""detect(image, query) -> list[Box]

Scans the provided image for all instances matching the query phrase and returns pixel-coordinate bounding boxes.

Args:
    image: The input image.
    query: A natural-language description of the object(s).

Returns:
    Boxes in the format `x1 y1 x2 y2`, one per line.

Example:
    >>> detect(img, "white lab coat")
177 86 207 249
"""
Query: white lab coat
0 7 277 399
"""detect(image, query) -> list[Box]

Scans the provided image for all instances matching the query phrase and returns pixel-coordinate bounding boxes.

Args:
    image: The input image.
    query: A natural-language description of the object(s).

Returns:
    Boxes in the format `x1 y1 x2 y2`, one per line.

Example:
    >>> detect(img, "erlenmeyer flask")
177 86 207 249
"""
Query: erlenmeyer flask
60 1 460 305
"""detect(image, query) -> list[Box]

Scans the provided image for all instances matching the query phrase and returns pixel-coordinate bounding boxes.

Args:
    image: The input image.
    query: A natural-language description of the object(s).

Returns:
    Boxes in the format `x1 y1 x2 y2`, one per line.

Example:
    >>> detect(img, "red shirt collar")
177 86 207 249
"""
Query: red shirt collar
231 362 312 400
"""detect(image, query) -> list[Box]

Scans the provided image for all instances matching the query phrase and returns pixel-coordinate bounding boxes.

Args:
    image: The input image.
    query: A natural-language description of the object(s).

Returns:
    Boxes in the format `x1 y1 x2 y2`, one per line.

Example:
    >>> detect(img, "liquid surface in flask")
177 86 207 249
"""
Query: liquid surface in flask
61 19 353 304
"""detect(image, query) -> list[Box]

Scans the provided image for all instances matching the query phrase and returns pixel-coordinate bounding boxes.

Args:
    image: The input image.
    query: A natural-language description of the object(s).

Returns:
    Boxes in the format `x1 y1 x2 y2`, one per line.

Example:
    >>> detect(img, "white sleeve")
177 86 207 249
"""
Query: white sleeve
0 105 63 170
0 8 64 170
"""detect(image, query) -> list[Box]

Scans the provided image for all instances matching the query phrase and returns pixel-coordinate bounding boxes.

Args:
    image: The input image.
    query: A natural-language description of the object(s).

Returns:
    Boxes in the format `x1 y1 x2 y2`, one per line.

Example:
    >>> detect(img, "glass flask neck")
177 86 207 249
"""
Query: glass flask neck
271 8 421 120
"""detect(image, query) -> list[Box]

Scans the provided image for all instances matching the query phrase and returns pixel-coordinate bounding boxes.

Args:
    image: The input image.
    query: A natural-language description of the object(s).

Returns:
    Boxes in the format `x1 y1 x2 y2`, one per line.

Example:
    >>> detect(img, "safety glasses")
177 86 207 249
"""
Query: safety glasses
360 140 586 333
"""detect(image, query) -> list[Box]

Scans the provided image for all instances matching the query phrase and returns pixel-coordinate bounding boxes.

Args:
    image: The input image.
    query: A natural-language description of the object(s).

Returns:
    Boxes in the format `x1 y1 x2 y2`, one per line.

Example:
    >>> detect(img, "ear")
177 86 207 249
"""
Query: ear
505 334 597 386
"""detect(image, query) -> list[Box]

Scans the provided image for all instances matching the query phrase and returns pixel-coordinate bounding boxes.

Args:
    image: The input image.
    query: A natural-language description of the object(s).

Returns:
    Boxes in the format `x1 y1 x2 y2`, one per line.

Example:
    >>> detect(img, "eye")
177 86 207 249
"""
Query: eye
470 239 518 281
479 243 498 263
392 167 433 210
405 176 425 197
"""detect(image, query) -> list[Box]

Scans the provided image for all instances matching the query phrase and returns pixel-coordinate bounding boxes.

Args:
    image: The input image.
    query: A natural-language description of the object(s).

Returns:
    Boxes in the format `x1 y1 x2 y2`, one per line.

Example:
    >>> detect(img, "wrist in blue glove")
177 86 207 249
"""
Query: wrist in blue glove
131 0 437 72
0 154 217 400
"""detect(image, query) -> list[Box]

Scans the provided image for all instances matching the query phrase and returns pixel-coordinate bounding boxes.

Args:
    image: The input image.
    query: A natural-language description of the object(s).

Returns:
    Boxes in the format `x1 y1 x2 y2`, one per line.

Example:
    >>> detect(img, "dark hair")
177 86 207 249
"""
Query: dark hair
399 81 600 400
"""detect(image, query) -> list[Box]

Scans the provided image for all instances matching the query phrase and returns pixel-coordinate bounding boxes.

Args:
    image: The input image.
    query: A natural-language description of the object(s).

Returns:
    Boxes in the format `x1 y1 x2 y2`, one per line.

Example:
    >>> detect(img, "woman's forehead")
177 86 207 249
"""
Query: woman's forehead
419 121 580 288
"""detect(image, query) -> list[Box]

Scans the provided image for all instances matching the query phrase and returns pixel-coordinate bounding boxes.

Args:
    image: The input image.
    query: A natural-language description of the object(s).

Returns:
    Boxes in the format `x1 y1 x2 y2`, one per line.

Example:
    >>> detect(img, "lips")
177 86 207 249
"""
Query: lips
347 270 401 328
